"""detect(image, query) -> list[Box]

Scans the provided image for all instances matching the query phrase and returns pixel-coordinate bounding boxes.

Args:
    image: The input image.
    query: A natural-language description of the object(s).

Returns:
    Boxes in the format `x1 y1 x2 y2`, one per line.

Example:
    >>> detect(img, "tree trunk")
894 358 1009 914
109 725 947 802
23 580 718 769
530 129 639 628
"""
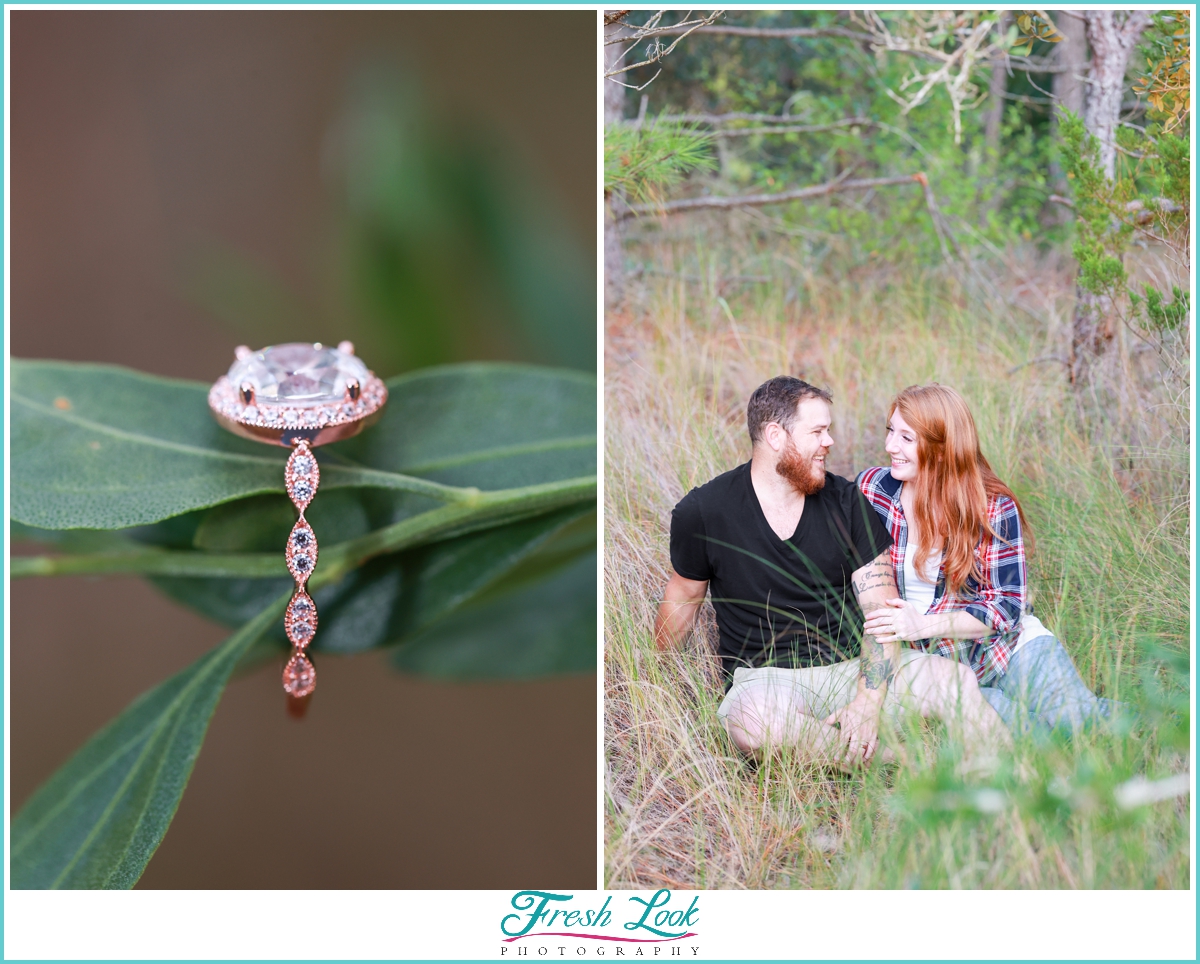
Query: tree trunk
1069 10 1150 385
981 13 1010 221
1049 11 1088 221
1082 11 1150 179
1053 13 1088 120
604 13 628 311
983 13 1009 157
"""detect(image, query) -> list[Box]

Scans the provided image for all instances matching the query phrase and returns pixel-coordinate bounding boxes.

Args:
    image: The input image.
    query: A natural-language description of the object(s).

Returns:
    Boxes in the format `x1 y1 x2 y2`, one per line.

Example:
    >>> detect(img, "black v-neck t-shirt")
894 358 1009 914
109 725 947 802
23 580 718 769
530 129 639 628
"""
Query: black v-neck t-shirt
670 462 893 678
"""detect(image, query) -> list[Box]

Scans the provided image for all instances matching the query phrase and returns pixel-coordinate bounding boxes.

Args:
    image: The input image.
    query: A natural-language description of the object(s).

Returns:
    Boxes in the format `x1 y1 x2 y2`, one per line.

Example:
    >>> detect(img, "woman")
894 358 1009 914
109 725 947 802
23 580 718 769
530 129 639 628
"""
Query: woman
857 384 1113 733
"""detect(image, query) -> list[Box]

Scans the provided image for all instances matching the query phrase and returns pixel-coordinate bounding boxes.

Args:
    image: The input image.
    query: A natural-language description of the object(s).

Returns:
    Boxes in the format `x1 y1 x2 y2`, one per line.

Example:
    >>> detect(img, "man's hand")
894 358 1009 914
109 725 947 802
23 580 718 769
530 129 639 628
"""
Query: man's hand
824 689 886 766
864 597 930 642
653 572 709 650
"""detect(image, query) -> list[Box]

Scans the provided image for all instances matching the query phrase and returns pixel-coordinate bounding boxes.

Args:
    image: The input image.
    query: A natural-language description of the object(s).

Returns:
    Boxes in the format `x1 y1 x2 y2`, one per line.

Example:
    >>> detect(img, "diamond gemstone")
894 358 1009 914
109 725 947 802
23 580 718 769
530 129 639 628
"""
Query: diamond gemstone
293 481 313 502
293 554 312 573
292 621 313 641
283 654 316 697
291 597 312 616
293 528 312 548
227 343 370 404
292 455 315 476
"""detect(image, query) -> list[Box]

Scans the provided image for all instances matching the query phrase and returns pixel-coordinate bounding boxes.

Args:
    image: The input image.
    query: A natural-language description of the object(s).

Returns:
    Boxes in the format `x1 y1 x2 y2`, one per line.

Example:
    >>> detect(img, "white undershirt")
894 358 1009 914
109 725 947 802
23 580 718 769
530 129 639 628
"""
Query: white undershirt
902 540 942 615
901 539 1047 654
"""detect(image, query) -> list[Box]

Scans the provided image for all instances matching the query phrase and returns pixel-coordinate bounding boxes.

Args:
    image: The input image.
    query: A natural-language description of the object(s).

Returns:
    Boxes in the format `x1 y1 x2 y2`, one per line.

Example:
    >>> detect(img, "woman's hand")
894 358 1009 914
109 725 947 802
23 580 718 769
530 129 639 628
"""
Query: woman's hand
864 597 930 642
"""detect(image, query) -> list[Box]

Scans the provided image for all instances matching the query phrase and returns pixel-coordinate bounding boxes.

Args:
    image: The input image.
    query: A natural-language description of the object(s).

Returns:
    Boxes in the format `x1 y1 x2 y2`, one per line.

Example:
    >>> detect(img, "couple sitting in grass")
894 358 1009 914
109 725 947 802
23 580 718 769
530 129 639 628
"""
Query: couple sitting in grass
655 376 1111 769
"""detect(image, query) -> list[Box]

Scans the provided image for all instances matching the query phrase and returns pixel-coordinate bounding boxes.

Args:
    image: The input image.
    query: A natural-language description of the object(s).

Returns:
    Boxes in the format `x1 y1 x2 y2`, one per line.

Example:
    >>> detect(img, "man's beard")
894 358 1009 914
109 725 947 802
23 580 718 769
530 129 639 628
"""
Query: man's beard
776 436 827 495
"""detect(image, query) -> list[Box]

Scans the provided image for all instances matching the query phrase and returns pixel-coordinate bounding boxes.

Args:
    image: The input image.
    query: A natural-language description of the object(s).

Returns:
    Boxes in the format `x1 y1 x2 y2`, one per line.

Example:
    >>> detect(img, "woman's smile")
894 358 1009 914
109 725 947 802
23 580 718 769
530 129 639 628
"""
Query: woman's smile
885 409 920 481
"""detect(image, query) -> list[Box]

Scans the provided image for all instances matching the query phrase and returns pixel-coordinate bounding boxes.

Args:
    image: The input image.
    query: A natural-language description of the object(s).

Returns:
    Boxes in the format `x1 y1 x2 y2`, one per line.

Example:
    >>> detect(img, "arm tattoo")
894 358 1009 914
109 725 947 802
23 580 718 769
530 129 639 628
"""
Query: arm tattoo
861 634 896 690
859 600 897 691
851 557 894 597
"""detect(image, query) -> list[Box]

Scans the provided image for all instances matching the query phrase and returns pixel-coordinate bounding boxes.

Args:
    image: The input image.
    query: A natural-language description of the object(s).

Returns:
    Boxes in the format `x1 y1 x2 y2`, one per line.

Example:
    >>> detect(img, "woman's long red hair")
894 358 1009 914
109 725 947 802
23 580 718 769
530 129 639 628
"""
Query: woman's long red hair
891 384 1030 595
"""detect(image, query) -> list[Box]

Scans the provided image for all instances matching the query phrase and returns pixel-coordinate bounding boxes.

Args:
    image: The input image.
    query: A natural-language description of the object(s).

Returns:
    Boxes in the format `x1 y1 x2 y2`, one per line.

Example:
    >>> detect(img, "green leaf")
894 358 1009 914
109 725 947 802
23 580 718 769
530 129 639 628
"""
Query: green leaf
150 506 596 665
392 549 596 678
148 573 295 628
10 595 287 889
317 505 595 656
12 360 596 529
330 363 596 491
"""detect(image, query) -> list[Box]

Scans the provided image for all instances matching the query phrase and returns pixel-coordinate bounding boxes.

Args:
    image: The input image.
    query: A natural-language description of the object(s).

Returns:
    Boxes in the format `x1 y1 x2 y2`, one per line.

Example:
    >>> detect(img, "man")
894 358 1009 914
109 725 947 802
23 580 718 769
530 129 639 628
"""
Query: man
654 376 1009 766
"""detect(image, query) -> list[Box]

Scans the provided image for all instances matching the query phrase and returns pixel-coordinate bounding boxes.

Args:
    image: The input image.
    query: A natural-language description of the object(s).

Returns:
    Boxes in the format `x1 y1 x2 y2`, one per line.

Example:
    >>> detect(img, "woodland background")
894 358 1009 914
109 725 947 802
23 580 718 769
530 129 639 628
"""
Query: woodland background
603 10 1191 889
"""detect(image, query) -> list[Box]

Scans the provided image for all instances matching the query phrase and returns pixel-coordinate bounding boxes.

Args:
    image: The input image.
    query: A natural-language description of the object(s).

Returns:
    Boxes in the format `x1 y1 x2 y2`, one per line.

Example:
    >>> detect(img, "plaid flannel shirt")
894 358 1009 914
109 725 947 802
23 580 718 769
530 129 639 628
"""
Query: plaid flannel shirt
856 466 1026 686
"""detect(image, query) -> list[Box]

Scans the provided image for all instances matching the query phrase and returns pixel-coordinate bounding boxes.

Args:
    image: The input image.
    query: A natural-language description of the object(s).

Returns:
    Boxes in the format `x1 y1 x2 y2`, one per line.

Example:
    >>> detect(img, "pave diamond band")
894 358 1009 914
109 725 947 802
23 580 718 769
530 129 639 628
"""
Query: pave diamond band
208 341 388 705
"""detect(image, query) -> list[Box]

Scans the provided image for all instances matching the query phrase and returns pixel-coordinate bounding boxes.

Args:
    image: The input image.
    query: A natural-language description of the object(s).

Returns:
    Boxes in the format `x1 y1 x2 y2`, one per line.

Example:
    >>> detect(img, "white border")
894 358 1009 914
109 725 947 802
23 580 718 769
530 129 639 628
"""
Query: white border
595 7 607 894
2 889 1197 959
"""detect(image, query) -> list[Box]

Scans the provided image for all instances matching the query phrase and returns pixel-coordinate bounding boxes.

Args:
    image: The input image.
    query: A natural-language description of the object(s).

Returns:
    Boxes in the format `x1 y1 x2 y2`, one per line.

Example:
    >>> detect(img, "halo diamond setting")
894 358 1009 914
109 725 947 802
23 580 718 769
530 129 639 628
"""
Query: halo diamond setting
208 341 388 704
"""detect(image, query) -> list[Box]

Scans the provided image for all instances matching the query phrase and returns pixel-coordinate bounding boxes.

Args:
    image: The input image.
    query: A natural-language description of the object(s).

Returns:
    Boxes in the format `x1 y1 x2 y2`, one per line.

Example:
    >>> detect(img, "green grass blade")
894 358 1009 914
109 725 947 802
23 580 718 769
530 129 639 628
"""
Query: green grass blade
10 593 288 889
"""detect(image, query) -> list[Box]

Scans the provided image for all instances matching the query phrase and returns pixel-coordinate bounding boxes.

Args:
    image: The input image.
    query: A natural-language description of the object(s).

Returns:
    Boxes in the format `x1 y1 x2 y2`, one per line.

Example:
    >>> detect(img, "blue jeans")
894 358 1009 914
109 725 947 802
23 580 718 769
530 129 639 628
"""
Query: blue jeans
978 634 1115 734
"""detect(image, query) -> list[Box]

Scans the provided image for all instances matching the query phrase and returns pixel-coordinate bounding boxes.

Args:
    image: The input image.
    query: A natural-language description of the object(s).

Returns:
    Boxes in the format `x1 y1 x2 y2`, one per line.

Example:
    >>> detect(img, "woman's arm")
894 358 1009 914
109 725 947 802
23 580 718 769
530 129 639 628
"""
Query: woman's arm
866 495 1027 643
866 601 991 642
958 495 1026 635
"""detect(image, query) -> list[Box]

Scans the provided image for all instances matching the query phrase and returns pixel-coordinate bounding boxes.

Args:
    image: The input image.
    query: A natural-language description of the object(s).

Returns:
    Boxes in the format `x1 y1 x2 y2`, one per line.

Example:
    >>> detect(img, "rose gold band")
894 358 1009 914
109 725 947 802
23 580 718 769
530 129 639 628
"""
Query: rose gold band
207 341 389 705
280 439 320 699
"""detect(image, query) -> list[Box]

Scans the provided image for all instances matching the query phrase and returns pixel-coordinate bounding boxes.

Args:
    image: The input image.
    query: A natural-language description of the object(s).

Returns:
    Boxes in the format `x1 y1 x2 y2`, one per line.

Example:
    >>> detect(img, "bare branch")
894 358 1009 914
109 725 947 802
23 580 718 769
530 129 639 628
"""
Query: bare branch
641 24 877 43
1004 55 1091 75
617 172 925 220
603 10 725 45
604 11 726 80
869 13 997 143
609 69 663 93
654 111 828 124
613 12 1088 75
912 170 962 264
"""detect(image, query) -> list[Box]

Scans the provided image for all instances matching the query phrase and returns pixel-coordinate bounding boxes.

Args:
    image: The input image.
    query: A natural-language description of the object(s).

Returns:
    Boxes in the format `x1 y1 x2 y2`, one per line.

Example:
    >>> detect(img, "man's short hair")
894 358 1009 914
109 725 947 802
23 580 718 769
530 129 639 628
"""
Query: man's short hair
746 376 833 444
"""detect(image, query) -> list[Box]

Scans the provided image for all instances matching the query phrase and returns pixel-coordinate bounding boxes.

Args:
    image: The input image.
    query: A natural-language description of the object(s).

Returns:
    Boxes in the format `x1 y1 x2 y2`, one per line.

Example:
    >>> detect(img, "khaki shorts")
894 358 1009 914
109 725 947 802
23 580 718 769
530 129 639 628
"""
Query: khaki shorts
716 649 931 723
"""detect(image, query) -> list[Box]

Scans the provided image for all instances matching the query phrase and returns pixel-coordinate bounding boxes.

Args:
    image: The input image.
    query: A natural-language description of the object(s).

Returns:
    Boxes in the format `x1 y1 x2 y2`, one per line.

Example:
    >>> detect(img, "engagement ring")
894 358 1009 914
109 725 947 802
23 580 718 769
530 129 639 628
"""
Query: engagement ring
209 341 388 702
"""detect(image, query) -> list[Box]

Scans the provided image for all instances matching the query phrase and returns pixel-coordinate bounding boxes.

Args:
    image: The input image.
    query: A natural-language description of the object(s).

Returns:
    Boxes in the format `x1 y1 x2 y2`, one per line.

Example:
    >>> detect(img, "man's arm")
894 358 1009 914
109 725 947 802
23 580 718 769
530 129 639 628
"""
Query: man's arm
852 550 903 693
823 550 901 765
653 572 709 650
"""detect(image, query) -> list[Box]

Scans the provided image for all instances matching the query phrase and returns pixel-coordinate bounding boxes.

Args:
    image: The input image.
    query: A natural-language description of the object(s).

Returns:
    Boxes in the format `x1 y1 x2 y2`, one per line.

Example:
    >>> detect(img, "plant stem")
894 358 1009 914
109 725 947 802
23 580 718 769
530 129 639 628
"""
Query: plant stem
10 549 283 579
314 474 596 586
10 474 597 581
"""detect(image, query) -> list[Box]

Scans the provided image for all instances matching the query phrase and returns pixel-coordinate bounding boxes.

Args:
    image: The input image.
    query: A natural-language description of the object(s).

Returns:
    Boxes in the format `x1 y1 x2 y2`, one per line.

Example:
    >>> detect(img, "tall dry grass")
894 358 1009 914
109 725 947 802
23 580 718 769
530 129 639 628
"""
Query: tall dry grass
604 220 1190 889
